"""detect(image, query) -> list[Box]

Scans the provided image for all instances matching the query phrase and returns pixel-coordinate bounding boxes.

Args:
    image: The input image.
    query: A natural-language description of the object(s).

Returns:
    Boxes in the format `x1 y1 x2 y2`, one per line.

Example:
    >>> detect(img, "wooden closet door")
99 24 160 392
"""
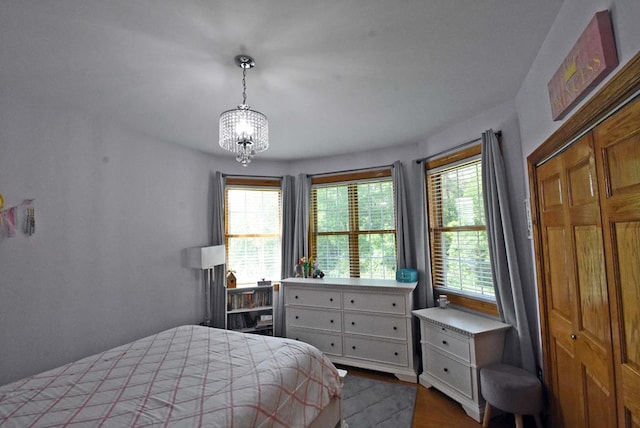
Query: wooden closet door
535 133 616 427
593 96 640 428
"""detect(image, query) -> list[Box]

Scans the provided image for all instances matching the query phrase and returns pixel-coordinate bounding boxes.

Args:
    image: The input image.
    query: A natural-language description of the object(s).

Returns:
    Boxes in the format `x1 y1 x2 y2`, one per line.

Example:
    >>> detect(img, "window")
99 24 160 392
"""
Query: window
225 178 281 286
310 170 396 279
426 145 494 301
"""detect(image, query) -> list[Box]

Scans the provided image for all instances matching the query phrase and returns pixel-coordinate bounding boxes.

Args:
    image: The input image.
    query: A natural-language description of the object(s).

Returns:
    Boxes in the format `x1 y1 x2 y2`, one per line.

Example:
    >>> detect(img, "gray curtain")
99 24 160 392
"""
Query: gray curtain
211 171 226 329
413 160 435 309
277 175 296 336
293 173 311 265
482 129 536 373
393 161 413 269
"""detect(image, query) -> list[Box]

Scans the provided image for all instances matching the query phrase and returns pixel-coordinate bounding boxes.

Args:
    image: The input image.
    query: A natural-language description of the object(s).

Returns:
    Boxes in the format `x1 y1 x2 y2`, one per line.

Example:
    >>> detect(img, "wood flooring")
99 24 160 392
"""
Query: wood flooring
343 366 541 428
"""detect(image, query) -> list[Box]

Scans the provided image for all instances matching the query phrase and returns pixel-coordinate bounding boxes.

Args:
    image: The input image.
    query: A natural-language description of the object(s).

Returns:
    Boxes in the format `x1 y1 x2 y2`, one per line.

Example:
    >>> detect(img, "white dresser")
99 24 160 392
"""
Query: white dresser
413 307 511 422
282 277 418 382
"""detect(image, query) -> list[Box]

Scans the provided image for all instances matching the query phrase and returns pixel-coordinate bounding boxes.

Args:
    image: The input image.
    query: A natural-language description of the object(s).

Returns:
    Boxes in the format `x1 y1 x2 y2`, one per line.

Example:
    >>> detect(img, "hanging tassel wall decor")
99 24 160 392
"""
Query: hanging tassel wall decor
0 198 35 239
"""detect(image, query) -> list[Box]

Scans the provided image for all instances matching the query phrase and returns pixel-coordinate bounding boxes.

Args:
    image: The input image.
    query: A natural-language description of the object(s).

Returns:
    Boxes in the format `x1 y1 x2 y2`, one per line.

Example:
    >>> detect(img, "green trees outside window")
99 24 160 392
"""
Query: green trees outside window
427 152 494 299
311 172 396 279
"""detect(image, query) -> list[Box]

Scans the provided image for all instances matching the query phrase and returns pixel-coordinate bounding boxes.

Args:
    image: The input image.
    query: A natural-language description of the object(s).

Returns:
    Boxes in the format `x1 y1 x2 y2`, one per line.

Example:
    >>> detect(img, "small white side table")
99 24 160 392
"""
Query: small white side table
413 307 511 422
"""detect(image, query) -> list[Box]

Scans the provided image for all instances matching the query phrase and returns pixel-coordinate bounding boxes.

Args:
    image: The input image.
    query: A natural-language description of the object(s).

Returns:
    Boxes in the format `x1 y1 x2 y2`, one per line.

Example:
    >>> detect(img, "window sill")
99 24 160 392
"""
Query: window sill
435 289 499 317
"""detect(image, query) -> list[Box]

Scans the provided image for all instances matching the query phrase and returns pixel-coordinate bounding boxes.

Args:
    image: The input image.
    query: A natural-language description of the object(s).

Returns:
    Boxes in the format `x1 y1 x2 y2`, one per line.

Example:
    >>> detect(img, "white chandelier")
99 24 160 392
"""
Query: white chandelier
219 54 268 167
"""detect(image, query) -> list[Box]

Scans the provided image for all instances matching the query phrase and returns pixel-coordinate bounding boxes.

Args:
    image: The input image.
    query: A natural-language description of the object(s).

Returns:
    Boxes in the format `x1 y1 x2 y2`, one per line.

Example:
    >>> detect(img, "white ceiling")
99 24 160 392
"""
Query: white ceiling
1 0 564 161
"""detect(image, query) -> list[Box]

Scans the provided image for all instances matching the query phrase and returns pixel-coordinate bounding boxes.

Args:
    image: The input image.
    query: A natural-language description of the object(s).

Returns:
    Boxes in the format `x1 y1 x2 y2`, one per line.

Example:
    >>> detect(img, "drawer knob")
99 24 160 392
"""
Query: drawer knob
330 343 334 347
350 299 355 304
570 334 577 340
392 302 396 307
352 346 356 350
329 298 333 302
394 352 398 356
442 340 448 345
330 319 334 323
295 315 299 319
441 327 446 331
351 321 355 326
443 368 449 373
295 295 299 299
393 326 397 330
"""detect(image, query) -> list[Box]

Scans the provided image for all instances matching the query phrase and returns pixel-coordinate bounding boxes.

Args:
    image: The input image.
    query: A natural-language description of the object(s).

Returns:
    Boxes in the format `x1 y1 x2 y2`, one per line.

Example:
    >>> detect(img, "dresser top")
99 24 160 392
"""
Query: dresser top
281 277 417 291
412 307 511 335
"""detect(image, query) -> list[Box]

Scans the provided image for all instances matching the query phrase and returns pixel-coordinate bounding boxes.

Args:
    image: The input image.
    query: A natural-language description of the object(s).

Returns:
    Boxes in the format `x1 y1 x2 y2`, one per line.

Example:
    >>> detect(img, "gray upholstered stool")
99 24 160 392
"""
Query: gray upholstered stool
480 363 544 428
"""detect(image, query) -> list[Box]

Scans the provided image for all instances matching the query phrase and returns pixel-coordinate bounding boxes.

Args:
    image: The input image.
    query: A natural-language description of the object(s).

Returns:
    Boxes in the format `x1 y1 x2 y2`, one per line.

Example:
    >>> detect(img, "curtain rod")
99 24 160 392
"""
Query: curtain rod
414 131 501 164
221 173 284 180
309 163 395 179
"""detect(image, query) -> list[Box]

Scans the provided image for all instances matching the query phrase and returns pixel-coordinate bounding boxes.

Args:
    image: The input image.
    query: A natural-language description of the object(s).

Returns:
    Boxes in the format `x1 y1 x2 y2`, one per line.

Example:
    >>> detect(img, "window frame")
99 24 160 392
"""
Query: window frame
224 177 282 286
425 145 498 316
310 168 396 279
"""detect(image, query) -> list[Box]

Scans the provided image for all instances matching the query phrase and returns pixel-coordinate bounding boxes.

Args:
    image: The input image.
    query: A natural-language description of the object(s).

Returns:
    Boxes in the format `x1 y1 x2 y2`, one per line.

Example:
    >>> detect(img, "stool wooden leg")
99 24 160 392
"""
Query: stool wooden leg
533 413 543 428
482 402 492 427
515 414 524 428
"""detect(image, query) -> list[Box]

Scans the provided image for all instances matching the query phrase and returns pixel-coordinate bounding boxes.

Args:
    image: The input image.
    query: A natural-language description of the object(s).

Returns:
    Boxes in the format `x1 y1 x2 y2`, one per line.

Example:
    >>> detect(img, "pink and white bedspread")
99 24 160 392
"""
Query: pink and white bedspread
0 325 342 427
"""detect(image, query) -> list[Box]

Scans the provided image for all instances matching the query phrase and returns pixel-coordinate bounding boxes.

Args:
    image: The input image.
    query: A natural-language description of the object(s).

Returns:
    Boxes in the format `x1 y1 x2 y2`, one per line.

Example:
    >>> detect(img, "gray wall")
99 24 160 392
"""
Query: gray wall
0 100 206 385
516 0 640 157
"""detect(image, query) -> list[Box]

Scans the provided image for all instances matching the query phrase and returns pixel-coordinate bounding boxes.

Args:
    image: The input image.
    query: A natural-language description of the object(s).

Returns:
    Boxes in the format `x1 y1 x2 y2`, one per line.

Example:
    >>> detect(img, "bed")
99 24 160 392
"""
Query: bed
0 325 342 427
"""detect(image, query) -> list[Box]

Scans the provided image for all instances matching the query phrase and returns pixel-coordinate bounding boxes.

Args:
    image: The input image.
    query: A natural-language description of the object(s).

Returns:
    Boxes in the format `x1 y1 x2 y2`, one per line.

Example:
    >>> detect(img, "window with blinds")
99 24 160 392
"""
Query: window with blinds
224 178 282 286
426 147 494 299
310 170 396 279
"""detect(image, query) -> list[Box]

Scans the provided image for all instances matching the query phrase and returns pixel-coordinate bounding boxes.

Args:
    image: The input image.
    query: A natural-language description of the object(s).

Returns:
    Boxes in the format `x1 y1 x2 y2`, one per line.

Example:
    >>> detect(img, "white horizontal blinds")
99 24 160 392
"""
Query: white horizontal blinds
311 169 396 279
225 179 282 286
427 150 495 298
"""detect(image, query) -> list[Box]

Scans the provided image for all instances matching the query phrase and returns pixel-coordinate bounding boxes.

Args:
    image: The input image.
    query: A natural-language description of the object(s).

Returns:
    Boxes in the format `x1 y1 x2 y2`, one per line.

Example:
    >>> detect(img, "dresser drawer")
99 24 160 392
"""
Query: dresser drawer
343 292 406 315
344 312 407 340
344 336 408 367
288 328 342 356
287 307 342 332
424 323 470 362
286 287 341 309
425 347 473 399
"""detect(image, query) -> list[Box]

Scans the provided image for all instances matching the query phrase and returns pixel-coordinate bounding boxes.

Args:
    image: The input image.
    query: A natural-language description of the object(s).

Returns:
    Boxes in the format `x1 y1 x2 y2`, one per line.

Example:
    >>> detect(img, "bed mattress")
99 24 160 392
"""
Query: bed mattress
0 325 341 427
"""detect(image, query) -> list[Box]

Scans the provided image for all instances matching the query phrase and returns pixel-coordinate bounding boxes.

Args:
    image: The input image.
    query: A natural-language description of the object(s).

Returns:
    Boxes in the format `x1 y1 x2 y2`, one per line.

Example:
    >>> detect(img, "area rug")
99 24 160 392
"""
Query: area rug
341 375 417 428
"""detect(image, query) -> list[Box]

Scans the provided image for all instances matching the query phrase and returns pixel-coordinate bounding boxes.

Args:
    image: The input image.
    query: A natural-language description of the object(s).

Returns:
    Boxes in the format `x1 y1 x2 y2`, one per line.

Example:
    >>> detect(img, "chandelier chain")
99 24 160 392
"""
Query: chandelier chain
242 67 247 105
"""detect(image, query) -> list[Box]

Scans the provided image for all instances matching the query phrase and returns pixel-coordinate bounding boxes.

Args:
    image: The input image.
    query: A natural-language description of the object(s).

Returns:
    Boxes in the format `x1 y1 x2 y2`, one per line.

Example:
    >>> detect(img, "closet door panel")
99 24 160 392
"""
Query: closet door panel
552 338 581 427
567 158 595 205
535 134 616 427
564 135 616 428
584 368 615 428
595 96 640 426
574 226 608 344
546 227 572 319
614 222 640 425
607 136 640 195
615 223 640 370
541 172 563 209
537 155 581 427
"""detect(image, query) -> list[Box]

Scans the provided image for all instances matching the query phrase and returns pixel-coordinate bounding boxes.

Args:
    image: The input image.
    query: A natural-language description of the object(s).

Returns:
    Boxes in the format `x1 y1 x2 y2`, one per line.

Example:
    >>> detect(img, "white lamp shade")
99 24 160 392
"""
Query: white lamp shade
185 245 226 269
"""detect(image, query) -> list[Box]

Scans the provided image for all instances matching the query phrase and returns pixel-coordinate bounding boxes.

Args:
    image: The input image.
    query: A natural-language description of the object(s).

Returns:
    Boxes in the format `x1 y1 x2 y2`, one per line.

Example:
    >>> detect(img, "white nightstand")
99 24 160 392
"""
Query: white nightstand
413 307 511 422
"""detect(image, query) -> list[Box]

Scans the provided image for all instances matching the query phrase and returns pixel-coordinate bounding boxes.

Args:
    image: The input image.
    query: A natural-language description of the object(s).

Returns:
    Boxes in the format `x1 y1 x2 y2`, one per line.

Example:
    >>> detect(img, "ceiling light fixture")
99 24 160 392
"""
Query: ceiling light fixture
219 54 268 167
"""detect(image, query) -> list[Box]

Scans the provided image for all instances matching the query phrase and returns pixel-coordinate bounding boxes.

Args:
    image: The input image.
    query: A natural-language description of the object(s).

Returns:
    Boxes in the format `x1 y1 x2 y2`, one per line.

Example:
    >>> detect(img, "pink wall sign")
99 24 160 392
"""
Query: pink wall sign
547 10 618 121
